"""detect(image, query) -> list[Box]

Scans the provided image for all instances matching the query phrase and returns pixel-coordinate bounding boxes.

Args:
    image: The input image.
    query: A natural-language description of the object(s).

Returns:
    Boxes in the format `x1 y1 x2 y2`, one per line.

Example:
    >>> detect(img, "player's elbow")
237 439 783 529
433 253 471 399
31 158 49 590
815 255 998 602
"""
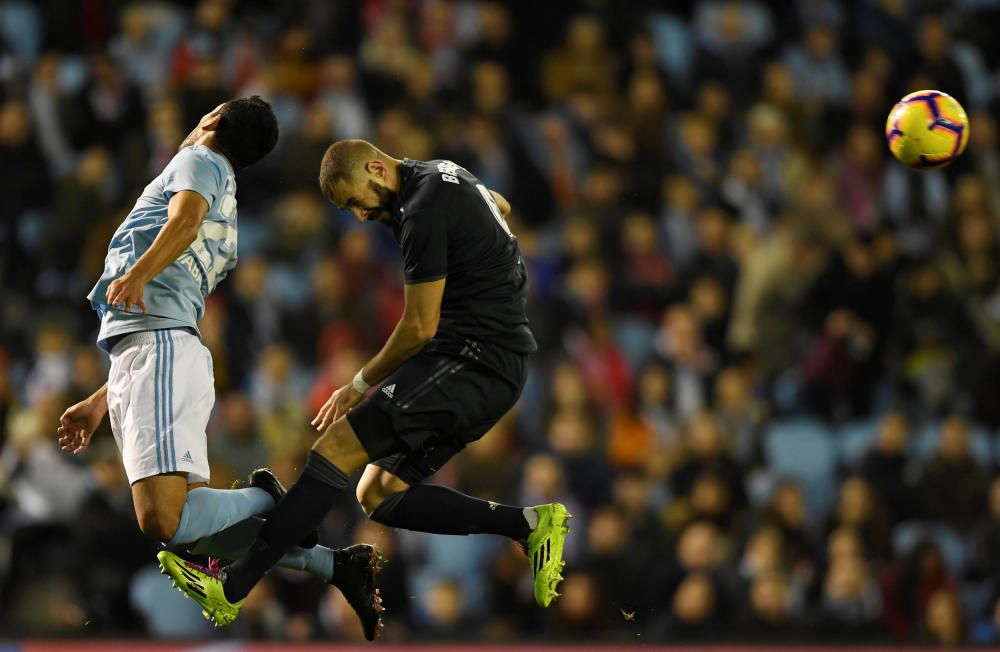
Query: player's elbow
403 317 438 344
420 315 441 342
179 218 201 243
413 323 437 344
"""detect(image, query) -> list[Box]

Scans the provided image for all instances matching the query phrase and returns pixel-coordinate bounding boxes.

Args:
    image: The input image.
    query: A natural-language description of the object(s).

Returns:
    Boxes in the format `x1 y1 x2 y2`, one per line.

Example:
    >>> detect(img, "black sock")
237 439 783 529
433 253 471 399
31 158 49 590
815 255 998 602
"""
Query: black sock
224 451 348 602
370 484 531 540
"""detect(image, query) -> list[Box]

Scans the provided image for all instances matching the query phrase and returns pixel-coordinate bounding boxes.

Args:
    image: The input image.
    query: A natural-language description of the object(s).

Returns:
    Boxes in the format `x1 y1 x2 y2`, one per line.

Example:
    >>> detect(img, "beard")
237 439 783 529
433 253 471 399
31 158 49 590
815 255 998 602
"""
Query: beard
369 181 398 222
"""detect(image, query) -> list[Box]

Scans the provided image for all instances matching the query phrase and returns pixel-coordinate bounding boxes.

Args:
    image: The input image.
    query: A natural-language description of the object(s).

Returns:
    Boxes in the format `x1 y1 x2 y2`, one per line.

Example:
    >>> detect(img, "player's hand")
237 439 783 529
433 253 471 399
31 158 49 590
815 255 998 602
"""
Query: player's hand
106 270 148 314
57 398 107 455
311 384 364 432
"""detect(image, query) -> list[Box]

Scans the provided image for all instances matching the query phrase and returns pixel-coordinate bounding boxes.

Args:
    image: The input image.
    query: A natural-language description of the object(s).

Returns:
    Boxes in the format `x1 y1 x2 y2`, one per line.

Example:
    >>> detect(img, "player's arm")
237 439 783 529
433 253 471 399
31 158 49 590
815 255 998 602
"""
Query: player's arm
58 382 108 455
312 279 444 430
314 182 452 430
106 190 209 313
361 278 444 384
489 189 511 217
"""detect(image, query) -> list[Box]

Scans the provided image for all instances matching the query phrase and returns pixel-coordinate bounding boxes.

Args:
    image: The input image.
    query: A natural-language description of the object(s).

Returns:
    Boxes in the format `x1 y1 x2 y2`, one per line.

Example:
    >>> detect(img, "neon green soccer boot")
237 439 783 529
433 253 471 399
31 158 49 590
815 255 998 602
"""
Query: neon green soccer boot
157 551 243 627
525 503 571 607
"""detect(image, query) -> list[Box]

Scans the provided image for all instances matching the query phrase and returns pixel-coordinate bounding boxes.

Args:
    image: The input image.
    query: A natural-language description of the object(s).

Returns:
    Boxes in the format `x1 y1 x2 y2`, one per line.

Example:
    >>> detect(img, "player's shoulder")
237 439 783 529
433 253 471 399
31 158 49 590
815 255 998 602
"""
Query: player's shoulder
168 145 229 177
169 144 209 165
404 158 460 186
403 159 471 207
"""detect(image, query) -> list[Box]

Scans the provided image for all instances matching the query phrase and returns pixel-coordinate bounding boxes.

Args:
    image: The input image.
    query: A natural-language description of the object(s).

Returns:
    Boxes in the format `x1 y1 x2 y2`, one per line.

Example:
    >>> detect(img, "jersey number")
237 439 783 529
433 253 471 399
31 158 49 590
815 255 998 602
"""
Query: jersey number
476 184 512 237
182 221 237 292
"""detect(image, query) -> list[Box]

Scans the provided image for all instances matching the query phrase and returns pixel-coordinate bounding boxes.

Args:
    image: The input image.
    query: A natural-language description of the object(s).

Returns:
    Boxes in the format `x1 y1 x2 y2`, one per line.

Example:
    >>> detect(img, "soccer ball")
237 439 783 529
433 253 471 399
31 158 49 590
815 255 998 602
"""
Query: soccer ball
885 90 969 169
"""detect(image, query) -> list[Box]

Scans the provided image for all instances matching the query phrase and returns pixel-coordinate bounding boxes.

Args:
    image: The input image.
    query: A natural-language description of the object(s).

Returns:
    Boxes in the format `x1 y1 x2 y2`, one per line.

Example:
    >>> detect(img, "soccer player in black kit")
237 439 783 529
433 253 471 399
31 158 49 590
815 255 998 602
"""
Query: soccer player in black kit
158 140 571 637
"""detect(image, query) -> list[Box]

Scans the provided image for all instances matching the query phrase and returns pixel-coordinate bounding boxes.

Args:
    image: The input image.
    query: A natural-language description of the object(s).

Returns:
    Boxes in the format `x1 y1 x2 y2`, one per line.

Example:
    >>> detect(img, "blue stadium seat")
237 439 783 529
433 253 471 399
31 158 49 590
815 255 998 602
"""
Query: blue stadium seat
836 418 881 470
913 422 993 466
892 520 969 576
764 419 837 521
648 13 695 85
612 317 657 373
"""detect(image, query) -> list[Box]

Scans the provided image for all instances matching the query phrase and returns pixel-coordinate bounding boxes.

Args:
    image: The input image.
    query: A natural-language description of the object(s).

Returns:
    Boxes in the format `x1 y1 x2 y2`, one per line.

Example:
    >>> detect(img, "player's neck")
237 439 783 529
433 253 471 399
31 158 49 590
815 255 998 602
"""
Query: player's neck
385 157 404 192
192 134 235 171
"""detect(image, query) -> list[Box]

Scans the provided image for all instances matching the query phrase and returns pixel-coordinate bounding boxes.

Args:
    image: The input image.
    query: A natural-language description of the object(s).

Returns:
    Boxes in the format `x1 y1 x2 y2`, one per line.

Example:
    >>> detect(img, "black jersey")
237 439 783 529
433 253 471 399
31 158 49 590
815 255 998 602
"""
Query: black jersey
385 159 537 380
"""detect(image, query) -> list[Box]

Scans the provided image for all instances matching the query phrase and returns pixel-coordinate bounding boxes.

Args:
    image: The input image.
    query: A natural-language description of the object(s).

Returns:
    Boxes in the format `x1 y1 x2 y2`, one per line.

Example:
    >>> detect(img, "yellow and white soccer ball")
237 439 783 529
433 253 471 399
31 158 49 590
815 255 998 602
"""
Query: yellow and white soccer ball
885 90 969 169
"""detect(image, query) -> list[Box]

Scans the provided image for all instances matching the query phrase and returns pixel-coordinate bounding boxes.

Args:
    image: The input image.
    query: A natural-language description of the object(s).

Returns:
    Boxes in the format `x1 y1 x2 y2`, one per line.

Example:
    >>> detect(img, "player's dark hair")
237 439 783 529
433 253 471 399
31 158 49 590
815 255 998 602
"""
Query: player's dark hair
213 96 278 171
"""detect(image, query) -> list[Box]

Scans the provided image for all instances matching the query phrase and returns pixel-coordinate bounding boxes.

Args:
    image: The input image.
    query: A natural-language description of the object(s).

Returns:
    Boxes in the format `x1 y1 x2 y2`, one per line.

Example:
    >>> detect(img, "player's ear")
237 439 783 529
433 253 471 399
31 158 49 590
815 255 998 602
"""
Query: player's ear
366 159 386 180
203 113 223 131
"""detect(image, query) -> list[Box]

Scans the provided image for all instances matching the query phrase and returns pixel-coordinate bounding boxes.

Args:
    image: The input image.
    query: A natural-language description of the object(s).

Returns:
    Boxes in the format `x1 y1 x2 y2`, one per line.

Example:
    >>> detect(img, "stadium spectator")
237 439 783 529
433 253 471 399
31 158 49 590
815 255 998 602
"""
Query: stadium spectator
760 481 816 578
967 475 1000 581
912 15 967 102
540 15 617 104
736 570 808 641
665 570 723 640
822 476 891 563
783 24 851 110
859 411 912 524
668 411 746 520
922 589 966 646
915 416 990 533
0 100 50 288
552 572 603 639
817 554 882 640
208 392 271 484
882 540 957 639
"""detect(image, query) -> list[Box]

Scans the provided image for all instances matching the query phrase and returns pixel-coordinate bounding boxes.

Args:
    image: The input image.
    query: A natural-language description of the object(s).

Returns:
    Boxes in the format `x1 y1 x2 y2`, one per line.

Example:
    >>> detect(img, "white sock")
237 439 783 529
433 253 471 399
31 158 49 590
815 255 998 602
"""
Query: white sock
189 516 335 581
523 506 539 530
166 487 275 547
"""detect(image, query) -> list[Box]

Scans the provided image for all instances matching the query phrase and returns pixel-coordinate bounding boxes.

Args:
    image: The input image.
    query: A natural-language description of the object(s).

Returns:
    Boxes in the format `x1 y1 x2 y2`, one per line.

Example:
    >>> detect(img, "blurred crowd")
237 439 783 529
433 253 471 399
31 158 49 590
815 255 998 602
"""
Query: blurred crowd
3 0 1000 645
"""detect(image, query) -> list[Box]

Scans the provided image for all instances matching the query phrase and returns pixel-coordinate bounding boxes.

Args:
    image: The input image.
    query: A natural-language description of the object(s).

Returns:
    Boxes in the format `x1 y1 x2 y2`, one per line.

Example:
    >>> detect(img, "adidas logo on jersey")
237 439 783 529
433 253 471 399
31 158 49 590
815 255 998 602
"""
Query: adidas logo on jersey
181 450 193 463
382 384 396 398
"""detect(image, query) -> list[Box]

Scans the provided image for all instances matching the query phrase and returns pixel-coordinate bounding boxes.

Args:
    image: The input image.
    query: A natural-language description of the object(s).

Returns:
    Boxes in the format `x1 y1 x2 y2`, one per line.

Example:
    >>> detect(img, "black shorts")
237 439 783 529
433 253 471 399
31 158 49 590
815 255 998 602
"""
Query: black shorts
346 349 526 485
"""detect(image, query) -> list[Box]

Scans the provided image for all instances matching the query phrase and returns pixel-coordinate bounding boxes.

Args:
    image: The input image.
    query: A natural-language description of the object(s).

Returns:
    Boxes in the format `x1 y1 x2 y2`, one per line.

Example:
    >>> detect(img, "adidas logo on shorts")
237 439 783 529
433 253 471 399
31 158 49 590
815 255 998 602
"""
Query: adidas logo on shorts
181 450 193 463
382 383 396 398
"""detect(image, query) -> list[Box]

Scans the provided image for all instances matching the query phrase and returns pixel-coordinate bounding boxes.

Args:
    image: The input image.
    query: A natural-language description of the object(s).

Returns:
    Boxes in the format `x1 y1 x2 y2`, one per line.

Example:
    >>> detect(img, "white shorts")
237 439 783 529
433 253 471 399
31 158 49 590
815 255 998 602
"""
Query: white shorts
107 329 213 484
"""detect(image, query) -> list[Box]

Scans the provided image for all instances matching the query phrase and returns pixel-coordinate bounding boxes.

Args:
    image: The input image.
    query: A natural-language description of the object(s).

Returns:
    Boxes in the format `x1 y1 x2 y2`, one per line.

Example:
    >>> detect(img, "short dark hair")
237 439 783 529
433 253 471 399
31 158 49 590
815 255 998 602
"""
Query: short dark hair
213 96 278 171
318 139 380 203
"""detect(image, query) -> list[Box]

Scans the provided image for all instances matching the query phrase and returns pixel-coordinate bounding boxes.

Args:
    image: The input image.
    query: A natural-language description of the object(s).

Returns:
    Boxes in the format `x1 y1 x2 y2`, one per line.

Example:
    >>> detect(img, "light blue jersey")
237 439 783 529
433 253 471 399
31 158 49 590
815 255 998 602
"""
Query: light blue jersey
88 145 238 351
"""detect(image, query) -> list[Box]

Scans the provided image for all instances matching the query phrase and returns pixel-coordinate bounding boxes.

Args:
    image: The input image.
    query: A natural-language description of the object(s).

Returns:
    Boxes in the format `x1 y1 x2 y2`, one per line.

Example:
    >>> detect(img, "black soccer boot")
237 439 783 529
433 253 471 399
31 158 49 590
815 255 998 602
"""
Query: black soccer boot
249 468 320 549
330 543 387 641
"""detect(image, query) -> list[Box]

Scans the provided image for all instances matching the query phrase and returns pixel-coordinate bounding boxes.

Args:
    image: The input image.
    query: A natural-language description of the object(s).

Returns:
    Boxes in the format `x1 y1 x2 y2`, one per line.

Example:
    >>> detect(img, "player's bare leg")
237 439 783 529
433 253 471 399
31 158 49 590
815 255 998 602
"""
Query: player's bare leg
131 470 282 549
355 465 410 513
311 416 372 473
131 473 194 541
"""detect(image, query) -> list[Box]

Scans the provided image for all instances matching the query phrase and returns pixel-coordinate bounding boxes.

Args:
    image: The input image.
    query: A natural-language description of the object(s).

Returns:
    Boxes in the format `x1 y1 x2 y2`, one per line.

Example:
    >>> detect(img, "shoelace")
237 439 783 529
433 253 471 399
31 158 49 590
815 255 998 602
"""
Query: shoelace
178 556 222 579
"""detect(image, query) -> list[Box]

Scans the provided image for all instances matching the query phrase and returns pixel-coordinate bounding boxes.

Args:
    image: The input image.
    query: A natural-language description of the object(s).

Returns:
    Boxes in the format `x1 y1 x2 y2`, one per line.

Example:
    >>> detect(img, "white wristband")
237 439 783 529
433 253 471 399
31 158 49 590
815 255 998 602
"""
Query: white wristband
352 369 370 394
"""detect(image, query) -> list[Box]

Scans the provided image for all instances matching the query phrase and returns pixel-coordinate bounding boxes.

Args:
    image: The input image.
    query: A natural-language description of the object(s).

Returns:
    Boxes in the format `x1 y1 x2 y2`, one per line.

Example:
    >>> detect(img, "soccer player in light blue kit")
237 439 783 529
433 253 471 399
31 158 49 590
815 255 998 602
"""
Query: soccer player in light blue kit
55 97 384 637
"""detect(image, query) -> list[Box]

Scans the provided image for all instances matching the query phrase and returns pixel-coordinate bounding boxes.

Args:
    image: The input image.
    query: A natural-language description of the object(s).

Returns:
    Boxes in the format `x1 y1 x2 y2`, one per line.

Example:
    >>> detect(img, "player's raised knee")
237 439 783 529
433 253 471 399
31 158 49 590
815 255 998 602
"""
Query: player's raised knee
135 505 181 542
356 472 409 515
356 479 393 515
356 484 382 515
